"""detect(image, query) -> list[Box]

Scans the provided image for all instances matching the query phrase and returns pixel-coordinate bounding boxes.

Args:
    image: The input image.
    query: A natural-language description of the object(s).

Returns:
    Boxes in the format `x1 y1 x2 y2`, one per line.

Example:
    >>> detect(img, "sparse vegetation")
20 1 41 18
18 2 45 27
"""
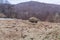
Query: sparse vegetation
0 19 59 40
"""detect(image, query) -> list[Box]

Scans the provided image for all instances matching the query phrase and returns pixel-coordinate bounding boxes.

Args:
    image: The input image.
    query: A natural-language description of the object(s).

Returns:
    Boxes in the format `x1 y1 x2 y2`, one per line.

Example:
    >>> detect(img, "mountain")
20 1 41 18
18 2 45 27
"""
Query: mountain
0 4 15 18
0 1 60 22
12 1 60 22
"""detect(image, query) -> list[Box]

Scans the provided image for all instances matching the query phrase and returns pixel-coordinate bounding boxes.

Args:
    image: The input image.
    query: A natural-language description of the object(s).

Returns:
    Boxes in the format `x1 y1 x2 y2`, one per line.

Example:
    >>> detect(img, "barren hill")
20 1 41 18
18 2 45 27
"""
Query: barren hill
0 19 60 40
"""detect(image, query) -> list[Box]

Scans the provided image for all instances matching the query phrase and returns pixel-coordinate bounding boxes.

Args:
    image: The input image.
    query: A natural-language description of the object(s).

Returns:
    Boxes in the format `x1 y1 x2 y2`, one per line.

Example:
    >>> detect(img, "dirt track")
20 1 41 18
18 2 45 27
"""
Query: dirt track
0 19 60 40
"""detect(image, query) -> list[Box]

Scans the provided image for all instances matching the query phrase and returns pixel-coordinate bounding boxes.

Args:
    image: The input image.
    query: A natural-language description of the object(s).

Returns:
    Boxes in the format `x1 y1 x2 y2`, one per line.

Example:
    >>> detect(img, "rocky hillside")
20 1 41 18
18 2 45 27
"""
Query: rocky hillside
0 19 60 40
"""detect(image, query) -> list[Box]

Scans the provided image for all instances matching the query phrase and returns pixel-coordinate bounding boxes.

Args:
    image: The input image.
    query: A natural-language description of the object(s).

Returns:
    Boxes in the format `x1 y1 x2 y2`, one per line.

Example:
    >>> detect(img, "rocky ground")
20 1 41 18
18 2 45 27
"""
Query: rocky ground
0 19 60 40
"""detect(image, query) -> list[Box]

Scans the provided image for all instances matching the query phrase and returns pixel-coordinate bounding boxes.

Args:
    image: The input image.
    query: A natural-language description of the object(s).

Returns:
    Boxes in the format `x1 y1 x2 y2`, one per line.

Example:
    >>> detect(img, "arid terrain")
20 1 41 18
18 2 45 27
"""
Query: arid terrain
0 19 60 40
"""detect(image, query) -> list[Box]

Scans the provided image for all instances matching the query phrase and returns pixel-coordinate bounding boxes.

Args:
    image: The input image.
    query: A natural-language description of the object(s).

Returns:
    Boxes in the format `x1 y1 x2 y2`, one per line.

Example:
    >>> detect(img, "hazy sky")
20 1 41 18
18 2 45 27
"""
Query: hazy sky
8 0 60 5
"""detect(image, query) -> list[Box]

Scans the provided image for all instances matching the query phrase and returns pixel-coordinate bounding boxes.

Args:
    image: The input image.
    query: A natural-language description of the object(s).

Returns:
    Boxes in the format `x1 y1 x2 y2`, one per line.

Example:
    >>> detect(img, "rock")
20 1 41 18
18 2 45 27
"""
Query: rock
29 17 39 23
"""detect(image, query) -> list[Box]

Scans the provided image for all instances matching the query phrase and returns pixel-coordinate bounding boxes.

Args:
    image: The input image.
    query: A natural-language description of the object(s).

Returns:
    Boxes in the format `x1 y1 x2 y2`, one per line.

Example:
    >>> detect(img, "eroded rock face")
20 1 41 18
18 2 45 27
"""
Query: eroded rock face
0 19 60 40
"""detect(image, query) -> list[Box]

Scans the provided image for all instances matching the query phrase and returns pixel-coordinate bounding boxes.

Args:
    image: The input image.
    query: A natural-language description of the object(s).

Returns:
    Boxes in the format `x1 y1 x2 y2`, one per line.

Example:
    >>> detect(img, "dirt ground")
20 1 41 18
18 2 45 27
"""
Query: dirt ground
0 19 60 40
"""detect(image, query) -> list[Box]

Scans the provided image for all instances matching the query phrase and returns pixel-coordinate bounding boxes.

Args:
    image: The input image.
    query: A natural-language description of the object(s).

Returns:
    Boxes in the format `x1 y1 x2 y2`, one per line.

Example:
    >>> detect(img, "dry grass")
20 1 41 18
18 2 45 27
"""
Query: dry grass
0 19 60 40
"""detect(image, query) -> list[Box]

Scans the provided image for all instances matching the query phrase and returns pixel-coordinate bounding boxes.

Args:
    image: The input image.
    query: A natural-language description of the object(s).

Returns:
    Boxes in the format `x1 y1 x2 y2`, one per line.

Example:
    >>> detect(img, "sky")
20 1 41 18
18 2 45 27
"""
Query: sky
8 0 60 5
